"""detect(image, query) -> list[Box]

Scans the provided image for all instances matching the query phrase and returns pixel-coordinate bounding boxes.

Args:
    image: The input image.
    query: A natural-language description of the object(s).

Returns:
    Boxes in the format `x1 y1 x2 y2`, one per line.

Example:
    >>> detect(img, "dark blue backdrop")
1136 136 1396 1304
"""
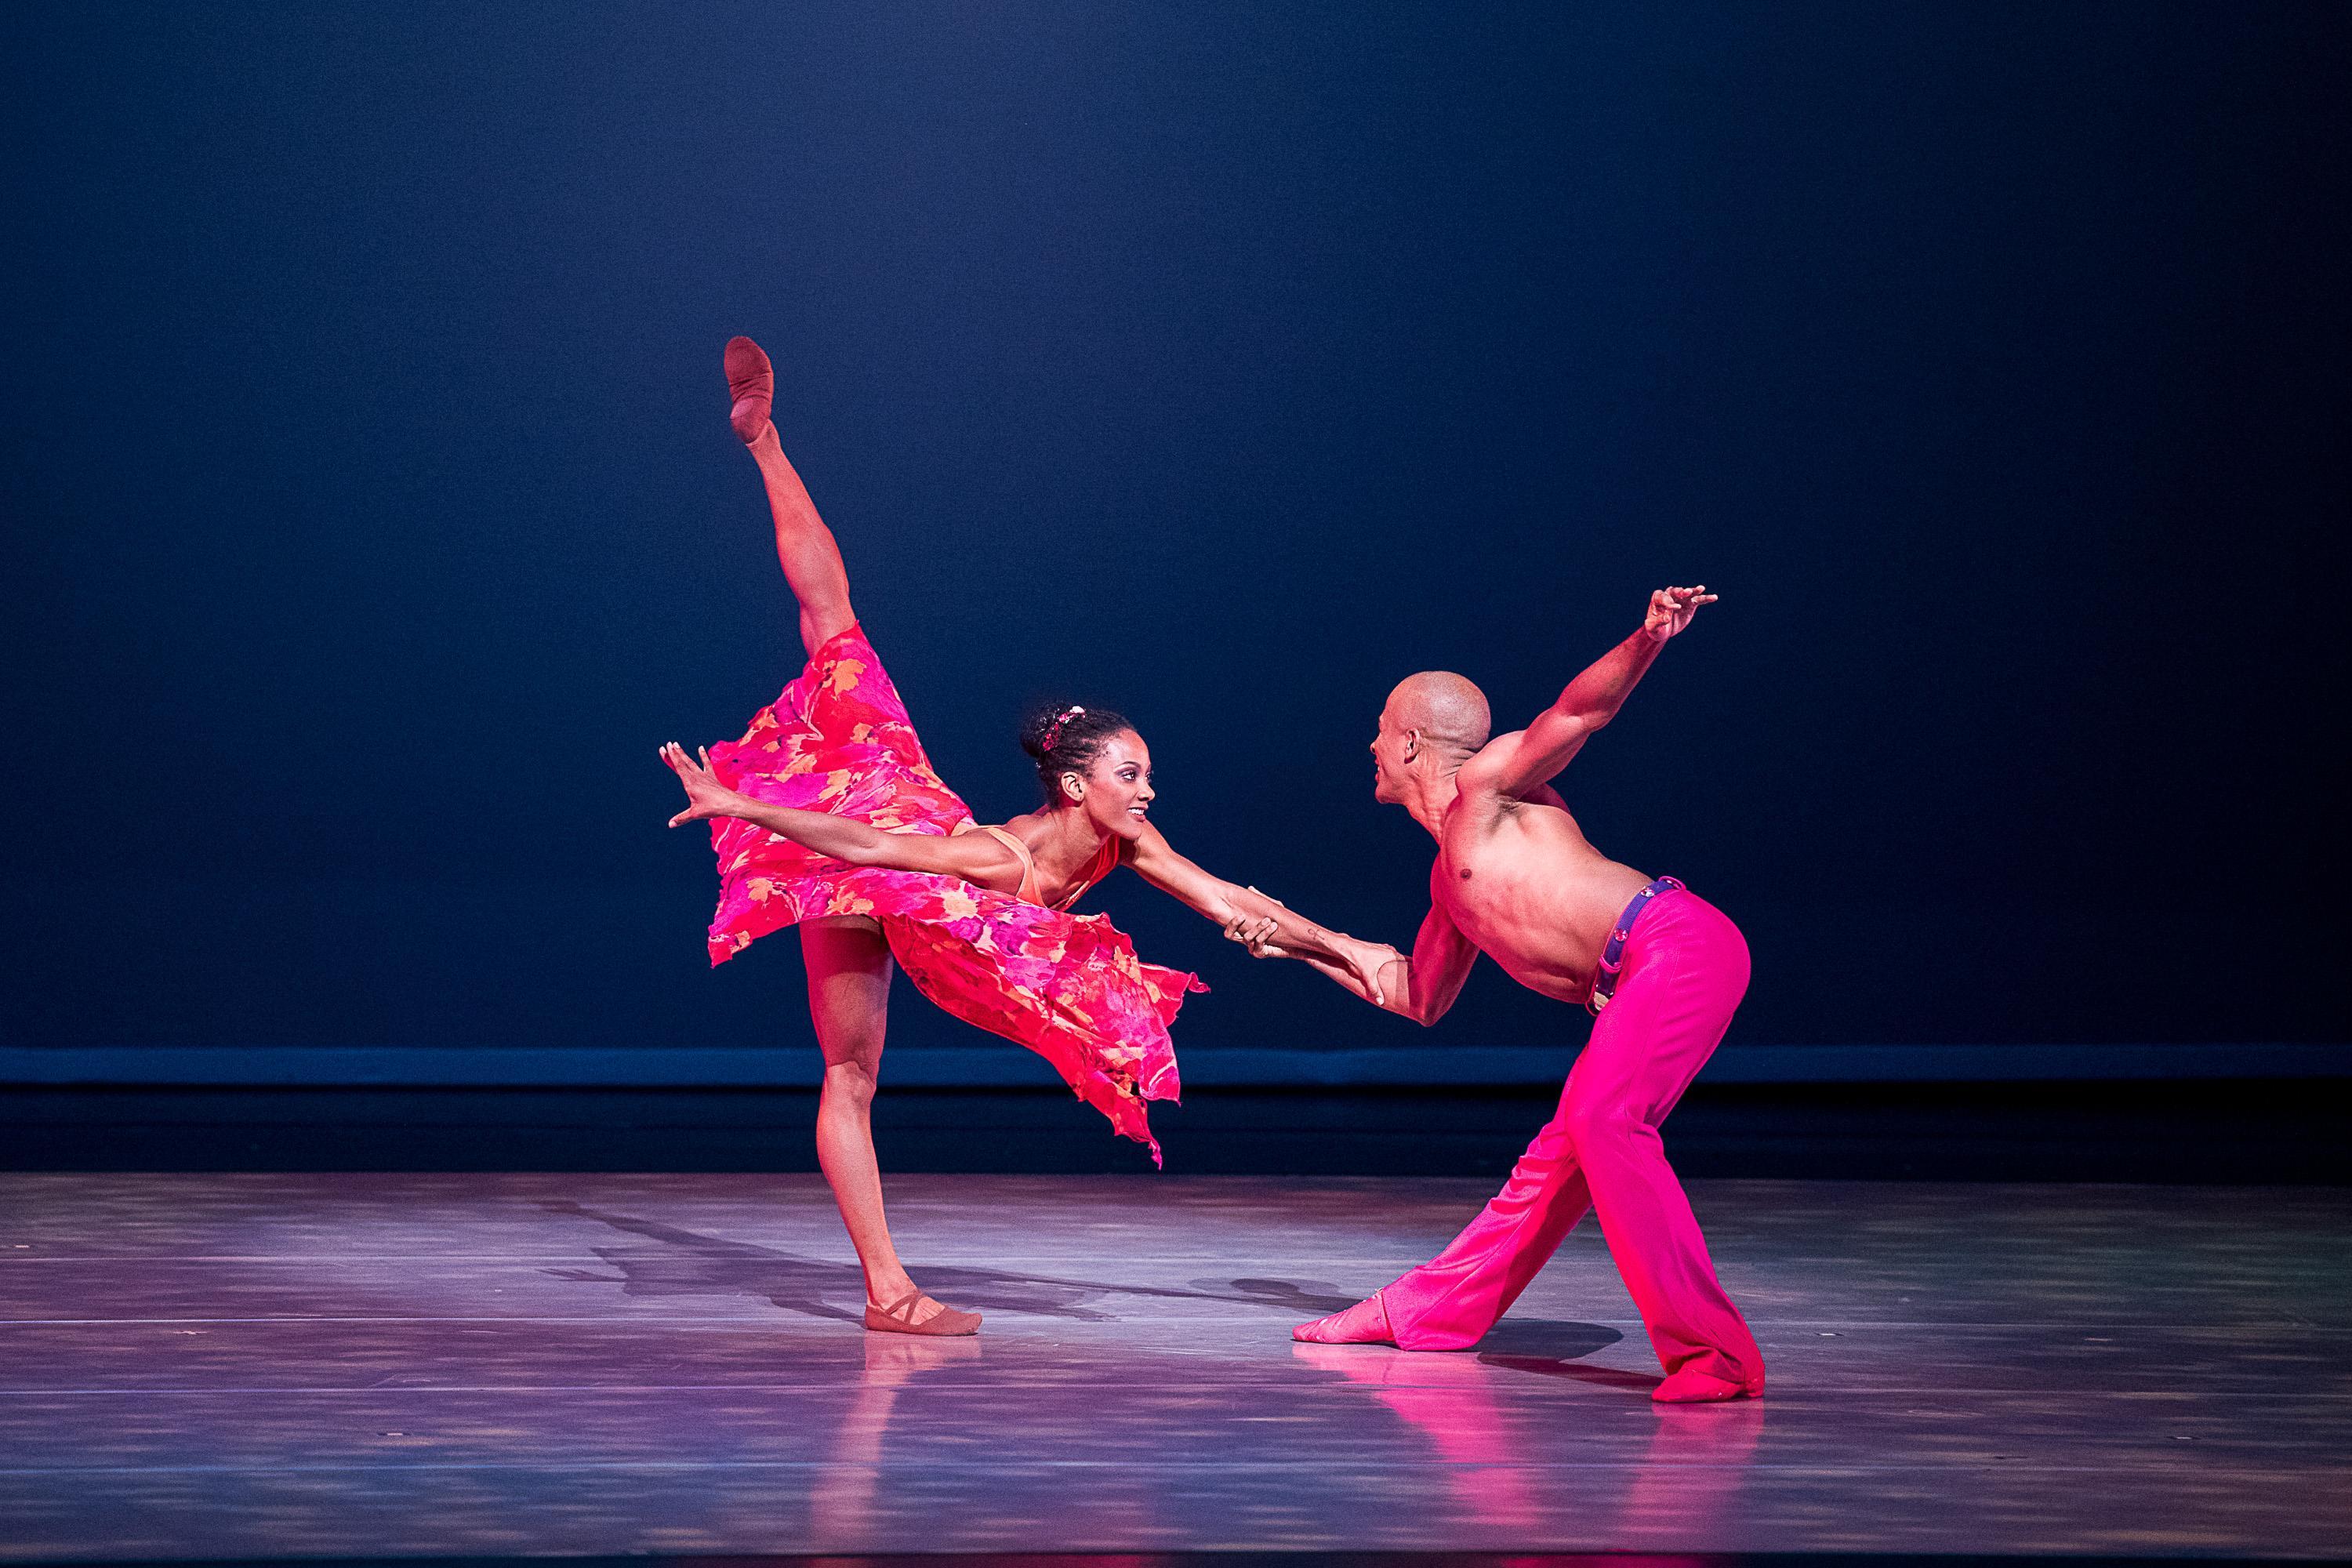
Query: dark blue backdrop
4 3 2344 1062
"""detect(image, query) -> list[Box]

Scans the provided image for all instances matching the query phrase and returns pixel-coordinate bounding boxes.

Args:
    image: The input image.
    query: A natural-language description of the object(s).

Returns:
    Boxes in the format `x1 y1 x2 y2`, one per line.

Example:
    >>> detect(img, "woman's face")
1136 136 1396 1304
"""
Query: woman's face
1065 729 1156 840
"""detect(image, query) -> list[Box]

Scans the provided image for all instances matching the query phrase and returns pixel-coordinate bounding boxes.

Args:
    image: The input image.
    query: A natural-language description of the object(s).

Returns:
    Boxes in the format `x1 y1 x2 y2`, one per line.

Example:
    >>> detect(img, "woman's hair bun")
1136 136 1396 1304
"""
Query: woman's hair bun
1016 702 1133 800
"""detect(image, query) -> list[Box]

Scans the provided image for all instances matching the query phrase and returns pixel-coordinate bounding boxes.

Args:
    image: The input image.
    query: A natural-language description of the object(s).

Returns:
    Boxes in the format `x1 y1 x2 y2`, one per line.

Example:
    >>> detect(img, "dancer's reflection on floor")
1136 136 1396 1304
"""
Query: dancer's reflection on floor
1291 1341 1547 1534
1621 1396 1765 1541
1294 1338 1762 1541
811 1330 983 1539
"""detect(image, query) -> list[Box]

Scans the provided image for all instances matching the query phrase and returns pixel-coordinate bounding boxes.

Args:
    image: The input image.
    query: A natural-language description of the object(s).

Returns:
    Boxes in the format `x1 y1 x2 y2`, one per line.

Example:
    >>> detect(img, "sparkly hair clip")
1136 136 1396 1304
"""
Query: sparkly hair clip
1039 705 1086 753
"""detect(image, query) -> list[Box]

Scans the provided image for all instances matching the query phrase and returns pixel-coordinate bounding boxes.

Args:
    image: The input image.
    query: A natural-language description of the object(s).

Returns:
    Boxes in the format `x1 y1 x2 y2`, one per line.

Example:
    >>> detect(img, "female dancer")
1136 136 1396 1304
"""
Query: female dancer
660 336 1386 1335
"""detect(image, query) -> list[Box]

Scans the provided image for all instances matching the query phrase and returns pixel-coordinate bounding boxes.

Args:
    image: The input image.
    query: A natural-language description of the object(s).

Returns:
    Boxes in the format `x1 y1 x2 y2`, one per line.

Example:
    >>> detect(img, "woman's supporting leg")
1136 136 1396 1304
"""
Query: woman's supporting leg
799 915 952 1326
727 336 858 657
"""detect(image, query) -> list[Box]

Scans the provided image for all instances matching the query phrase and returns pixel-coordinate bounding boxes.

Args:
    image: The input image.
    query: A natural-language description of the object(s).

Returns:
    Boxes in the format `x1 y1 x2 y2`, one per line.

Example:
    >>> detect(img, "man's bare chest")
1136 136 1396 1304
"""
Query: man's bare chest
1431 826 1553 931
1432 804 1626 956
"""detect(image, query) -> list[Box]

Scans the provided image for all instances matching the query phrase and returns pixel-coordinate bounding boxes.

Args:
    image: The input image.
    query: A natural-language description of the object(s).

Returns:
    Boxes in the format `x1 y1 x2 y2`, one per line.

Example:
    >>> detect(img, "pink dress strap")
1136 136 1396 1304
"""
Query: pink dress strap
956 823 1122 911
961 823 1044 905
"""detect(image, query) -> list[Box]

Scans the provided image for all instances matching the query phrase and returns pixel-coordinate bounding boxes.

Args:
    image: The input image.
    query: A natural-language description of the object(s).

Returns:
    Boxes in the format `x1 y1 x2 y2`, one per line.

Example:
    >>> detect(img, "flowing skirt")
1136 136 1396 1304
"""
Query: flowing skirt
702 624 1200 1163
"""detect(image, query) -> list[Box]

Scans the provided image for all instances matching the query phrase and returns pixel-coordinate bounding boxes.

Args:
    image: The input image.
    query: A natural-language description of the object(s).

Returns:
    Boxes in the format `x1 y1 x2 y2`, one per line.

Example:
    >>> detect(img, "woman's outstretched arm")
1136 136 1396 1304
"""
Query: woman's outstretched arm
1122 822 1393 1005
1234 901 1474 1026
661 742 1023 892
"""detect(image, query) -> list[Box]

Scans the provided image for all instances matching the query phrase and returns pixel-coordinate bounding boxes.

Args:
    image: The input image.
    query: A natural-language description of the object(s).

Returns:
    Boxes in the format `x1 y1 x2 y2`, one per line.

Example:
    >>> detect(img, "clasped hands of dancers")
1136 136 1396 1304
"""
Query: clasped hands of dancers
661 336 1760 1400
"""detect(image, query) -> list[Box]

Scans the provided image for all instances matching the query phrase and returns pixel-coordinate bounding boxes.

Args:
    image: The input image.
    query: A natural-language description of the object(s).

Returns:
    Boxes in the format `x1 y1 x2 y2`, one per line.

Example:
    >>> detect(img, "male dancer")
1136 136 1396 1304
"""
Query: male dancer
1265 586 1765 1403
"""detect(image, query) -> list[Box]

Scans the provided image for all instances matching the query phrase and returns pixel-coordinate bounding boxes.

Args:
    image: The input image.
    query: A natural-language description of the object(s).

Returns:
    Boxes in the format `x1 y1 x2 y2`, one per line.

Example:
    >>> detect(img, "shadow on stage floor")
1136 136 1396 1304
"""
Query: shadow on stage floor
4 1172 2348 1561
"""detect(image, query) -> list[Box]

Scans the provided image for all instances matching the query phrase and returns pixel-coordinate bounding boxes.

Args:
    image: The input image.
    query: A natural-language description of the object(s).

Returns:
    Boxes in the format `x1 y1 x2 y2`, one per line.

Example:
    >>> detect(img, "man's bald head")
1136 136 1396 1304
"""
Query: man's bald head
1387 671 1492 754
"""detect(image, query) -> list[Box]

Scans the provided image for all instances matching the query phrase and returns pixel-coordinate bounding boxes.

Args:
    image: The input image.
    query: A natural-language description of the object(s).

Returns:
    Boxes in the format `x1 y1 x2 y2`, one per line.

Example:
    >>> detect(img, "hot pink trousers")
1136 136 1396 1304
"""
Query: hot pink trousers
1381 890 1764 1387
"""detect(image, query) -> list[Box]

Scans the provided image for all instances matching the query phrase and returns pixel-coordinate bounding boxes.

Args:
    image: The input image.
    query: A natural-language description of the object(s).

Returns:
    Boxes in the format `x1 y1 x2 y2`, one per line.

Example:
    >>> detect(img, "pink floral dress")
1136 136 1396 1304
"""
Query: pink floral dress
702 624 1201 1163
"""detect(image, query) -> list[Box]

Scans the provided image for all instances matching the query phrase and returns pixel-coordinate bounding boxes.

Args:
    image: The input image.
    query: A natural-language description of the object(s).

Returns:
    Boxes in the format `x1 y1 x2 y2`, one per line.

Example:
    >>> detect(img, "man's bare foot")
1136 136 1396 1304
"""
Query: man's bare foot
724 335 774 445
1652 1363 1765 1403
1294 1290 1396 1344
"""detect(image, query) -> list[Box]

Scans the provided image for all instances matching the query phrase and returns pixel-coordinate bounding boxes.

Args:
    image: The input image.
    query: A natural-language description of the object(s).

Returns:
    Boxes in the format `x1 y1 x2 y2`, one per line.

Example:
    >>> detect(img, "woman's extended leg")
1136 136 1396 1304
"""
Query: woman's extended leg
800 915 960 1327
727 336 857 658
728 339 969 1331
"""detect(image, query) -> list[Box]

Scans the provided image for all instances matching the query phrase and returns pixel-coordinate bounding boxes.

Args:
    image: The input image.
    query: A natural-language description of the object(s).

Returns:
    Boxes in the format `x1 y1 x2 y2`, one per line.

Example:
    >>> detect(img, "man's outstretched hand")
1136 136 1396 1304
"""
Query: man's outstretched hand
1642 584 1718 643
660 742 745 829
1225 912 1399 1009
1226 912 1283 956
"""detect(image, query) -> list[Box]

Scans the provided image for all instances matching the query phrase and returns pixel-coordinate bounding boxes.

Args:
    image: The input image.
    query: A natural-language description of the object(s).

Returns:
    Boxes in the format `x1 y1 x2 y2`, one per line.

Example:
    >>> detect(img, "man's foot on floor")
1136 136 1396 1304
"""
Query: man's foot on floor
724 335 773 444
1652 1363 1765 1403
1294 1290 1396 1344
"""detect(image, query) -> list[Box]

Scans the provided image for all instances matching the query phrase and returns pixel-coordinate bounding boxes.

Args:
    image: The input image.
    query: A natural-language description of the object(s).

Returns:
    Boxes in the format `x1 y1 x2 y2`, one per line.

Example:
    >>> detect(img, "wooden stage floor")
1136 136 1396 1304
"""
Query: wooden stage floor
2 1173 2348 1562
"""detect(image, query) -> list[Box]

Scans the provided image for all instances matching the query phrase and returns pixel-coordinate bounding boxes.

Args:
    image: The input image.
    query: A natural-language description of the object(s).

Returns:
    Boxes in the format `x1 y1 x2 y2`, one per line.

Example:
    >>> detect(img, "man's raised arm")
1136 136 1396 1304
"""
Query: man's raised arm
1473 586 1716 800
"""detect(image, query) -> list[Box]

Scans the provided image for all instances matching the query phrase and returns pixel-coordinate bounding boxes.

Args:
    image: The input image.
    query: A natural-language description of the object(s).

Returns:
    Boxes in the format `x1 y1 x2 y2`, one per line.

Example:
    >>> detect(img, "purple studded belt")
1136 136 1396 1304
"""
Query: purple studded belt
1586 876 1686 1016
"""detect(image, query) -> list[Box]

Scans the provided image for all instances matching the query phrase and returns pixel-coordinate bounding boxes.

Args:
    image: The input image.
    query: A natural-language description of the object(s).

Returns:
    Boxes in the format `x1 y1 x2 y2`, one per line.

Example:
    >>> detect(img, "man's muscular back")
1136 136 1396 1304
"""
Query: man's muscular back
1436 746 1654 1005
